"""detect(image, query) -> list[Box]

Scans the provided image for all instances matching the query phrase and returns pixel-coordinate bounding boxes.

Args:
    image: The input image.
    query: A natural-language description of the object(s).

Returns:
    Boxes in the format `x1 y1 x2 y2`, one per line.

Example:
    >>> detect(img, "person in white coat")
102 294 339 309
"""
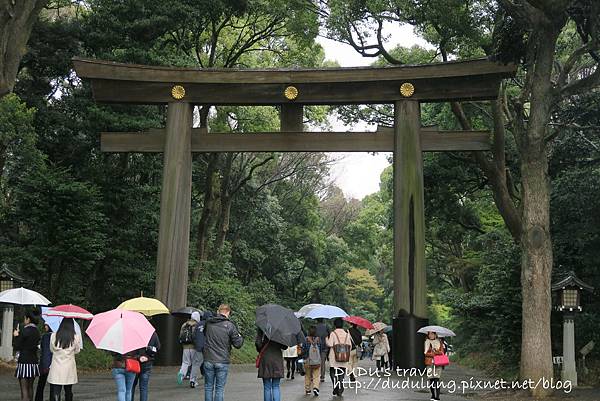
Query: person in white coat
372 331 390 371
48 318 81 401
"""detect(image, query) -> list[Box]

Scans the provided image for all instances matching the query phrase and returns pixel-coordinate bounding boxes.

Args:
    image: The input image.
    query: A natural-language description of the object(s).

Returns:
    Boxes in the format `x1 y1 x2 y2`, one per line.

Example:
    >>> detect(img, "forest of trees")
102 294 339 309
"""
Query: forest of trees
1 0 600 395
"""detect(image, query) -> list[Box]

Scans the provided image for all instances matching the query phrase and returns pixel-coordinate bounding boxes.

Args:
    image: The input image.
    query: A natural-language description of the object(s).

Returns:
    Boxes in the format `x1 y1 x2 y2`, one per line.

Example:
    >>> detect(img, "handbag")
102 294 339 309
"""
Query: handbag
125 358 141 374
255 338 270 368
433 354 449 367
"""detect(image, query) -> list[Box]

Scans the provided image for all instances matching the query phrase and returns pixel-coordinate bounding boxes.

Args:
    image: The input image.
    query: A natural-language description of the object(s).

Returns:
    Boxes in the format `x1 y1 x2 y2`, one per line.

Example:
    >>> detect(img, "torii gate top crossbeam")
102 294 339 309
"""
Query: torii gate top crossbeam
73 57 516 105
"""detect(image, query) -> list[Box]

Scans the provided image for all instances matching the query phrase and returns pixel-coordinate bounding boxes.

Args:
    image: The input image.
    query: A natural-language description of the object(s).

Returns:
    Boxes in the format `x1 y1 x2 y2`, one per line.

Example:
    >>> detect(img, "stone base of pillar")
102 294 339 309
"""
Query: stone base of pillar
152 314 188 366
0 307 15 362
561 368 577 387
392 314 428 370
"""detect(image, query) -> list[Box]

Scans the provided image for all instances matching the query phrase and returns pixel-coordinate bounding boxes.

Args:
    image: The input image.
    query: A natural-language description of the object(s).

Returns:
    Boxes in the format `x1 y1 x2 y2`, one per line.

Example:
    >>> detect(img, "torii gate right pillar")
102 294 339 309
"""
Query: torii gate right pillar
392 100 428 370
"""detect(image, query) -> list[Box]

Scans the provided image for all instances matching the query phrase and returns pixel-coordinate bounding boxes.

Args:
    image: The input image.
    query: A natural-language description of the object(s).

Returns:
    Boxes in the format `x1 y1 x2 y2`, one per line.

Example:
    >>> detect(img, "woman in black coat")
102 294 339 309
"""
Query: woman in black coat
34 323 52 401
13 311 41 401
255 328 287 401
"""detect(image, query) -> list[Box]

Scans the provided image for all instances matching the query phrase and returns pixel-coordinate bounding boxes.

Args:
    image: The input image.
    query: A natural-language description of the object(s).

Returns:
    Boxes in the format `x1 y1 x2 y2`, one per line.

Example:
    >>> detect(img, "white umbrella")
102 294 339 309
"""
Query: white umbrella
0 287 51 305
41 307 84 349
304 305 348 319
417 325 456 337
296 303 323 318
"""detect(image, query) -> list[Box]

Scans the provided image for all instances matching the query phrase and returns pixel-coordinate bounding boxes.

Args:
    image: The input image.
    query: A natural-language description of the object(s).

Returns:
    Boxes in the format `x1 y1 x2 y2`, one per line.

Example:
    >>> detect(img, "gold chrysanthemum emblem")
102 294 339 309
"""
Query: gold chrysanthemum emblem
171 85 186 100
400 82 415 97
284 86 299 100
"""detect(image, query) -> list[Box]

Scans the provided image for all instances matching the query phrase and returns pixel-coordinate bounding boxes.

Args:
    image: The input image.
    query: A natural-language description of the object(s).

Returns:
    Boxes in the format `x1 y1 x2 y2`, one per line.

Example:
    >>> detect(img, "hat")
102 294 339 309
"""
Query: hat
191 311 201 322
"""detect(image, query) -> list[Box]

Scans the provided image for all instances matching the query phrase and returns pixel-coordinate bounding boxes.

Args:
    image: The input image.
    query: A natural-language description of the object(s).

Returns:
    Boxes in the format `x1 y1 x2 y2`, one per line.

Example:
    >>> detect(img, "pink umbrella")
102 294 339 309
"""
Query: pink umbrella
86 309 155 354
46 304 94 320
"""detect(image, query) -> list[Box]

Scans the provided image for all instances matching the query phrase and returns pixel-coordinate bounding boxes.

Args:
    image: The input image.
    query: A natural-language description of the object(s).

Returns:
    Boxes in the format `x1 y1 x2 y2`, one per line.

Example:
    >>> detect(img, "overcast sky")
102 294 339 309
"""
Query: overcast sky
318 24 430 199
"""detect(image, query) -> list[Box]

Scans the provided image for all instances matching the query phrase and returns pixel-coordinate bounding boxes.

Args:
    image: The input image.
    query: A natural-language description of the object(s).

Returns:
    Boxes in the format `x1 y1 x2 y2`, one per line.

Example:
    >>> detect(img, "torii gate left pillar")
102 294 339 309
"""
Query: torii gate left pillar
155 102 192 312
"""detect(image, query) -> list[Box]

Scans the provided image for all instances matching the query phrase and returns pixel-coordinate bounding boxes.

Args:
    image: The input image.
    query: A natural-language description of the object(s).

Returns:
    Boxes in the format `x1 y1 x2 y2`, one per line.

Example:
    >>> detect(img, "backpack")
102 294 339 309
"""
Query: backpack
179 322 195 345
332 331 351 363
308 337 321 366
194 322 206 352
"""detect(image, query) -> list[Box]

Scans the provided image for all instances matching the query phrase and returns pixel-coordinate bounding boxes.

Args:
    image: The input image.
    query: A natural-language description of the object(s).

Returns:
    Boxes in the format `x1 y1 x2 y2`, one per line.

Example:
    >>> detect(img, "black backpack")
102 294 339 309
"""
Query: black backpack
179 323 195 345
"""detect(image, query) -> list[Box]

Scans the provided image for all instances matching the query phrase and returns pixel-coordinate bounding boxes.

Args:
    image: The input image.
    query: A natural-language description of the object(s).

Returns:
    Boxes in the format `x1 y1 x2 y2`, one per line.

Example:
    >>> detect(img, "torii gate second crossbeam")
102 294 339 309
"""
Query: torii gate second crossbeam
73 57 516 368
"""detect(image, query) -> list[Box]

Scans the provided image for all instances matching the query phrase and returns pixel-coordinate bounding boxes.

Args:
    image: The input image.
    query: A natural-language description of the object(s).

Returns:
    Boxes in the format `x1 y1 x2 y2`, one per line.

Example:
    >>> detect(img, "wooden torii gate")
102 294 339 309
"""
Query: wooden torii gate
73 57 515 368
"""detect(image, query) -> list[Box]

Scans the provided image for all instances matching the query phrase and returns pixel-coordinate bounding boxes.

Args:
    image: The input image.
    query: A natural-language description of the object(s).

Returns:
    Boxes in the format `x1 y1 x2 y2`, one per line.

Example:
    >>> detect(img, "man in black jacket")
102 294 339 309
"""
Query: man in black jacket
203 304 244 401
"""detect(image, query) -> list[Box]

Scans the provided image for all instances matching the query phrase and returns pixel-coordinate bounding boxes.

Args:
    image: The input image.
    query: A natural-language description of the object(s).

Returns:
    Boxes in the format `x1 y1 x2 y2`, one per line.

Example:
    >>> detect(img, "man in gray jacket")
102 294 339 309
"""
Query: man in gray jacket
203 304 244 401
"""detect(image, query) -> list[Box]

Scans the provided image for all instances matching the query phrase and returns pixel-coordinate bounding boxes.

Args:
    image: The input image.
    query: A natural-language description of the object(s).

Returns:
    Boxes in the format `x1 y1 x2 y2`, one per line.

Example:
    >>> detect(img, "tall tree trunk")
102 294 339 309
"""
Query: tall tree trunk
213 154 234 253
192 153 219 282
0 0 48 97
214 195 232 251
518 21 558 398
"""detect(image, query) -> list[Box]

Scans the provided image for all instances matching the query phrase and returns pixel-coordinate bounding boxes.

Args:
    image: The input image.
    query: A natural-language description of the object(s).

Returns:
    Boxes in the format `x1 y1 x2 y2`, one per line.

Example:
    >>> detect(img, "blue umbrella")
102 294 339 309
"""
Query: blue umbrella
304 305 348 319
41 307 83 348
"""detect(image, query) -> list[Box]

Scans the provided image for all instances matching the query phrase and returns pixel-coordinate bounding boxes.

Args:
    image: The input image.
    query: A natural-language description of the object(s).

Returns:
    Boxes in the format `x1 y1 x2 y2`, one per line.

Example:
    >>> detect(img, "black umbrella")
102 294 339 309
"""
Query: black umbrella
256 304 305 347
172 306 200 316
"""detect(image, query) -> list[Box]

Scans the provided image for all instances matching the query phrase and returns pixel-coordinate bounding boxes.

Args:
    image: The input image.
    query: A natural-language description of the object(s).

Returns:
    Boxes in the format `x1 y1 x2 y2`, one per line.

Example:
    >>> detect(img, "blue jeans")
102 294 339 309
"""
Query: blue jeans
112 368 135 401
262 378 281 401
131 363 152 401
203 361 229 401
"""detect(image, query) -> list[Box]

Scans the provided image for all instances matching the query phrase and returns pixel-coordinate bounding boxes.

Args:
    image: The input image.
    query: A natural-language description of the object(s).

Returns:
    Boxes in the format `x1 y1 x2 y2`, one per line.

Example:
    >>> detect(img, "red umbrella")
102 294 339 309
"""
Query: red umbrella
45 304 94 320
343 316 374 330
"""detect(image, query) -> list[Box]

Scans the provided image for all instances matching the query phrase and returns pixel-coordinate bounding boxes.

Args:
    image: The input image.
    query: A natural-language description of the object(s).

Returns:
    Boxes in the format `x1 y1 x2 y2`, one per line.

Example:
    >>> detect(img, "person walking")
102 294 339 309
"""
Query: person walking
372 331 390 371
34 323 52 401
302 325 324 396
348 323 362 381
47 318 81 401
325 318 351 397
203 304 244 401
14 312 41 401
177 311 200 387
282 344 298 380
111 350 139 401
314 318 329 382
131 330 160 401
424 331 444 401
255 328 287 401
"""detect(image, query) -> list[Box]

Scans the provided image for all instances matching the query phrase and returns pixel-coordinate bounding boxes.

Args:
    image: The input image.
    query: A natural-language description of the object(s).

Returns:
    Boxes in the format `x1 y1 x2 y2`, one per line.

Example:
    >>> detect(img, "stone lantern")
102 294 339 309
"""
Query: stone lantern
0 264 33 361
551 270 594 387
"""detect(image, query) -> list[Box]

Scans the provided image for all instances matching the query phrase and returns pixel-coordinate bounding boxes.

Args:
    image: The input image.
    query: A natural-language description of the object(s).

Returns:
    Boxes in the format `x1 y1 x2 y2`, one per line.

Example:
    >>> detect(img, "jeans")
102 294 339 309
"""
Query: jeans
262 378 281 401
203 361 229 401
131 363 152 401
112 368 136 401
50 384 73 401
329 367 346 395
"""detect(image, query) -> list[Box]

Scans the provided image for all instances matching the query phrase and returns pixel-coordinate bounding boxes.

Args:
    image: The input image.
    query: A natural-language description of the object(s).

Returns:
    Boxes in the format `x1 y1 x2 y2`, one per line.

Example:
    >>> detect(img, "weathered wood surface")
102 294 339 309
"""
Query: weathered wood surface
100 129 491 152
393 100 427 319
154 102 192 311
280 104 303 132
73 57 516 83
73 57 516 104
86 75 505 104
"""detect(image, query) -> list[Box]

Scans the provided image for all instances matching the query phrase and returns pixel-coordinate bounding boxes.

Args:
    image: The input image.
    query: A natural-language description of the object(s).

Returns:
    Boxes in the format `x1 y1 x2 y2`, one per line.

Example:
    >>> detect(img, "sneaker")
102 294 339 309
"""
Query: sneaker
320 378 325 382
306 390 312 395
313 388 319 396
291 375 295 380
177 372 184 385
190 381 196 388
